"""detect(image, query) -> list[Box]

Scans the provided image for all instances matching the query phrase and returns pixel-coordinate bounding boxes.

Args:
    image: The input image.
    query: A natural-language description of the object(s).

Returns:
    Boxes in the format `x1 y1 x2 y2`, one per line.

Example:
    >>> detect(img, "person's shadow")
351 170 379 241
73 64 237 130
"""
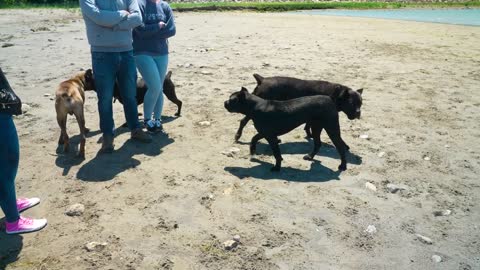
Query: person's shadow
75 129 174 182
225 140 362 182
0 219 23 269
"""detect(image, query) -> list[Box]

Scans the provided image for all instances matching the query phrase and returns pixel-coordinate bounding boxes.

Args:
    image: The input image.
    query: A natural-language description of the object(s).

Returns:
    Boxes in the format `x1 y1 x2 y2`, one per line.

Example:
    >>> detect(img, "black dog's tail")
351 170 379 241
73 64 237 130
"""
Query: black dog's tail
166 71 172 80
253 73 263 85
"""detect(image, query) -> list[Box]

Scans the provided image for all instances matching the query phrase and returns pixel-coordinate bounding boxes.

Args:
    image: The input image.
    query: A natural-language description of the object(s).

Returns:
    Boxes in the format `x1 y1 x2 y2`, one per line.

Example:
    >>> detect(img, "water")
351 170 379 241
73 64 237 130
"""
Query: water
293 8 480 26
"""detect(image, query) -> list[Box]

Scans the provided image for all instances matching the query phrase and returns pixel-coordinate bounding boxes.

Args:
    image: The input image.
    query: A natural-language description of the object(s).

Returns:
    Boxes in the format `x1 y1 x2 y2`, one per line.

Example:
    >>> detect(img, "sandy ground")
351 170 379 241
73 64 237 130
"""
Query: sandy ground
0 8 479 270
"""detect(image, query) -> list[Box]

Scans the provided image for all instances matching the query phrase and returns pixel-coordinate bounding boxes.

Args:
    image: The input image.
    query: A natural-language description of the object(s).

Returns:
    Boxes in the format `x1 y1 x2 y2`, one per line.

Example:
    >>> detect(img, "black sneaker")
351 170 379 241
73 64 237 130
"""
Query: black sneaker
154 119 163 132
144 119 157 133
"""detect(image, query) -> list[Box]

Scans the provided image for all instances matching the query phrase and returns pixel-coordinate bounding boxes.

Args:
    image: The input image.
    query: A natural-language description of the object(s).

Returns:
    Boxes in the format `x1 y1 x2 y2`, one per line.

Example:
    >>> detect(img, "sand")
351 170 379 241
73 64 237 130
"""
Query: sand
0 8 479 270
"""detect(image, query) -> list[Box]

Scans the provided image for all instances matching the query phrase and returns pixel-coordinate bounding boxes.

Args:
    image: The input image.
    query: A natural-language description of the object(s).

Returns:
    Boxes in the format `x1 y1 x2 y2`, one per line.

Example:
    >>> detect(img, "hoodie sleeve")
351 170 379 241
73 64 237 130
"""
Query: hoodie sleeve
155 4 176 39
80 0 128 28
113 0 143 31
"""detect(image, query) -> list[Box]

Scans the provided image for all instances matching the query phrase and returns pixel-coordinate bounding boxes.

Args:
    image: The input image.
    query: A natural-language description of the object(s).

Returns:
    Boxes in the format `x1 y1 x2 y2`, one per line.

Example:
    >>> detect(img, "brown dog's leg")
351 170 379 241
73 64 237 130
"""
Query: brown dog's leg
235 116 250 142
56 104 70 152
74 107 86 159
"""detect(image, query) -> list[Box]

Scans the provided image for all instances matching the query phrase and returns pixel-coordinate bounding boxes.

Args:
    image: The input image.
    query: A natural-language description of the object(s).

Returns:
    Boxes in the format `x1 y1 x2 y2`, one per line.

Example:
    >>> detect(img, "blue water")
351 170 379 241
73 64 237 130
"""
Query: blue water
294 8 480 26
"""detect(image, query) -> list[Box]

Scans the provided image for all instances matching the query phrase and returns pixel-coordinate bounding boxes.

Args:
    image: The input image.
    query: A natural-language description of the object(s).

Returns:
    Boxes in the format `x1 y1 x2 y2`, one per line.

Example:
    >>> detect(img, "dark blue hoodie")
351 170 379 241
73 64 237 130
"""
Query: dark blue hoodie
133 0 176 56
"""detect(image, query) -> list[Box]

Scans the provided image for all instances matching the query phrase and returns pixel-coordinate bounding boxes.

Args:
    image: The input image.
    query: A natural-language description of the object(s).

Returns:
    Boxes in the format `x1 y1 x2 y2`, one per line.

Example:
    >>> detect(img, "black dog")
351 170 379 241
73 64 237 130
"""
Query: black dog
225 87 348 172
113 71 182 116
234 74 363 142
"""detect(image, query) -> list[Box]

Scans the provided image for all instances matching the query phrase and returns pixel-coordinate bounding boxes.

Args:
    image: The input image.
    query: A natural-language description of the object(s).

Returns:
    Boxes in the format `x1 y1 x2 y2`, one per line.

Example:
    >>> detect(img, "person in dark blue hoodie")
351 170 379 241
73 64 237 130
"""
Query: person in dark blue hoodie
133 0 176 133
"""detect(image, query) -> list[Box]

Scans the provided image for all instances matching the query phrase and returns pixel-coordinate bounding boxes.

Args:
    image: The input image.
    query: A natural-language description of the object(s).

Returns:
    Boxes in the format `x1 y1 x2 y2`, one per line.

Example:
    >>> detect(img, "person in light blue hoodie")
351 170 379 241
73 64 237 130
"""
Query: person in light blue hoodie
80 0 152 153
133 0 176 133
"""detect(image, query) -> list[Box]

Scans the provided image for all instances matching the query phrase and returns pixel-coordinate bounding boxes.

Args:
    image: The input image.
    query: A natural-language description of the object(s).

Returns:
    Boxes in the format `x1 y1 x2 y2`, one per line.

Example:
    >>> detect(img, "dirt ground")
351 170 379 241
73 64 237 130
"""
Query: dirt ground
0 8 479 270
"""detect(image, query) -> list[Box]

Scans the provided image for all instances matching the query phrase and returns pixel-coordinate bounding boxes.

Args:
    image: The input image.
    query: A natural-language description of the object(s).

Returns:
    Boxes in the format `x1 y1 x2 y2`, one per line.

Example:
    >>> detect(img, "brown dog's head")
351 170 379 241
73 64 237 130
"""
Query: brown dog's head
224 87 250 114
83 69 96 91
332 86 363 120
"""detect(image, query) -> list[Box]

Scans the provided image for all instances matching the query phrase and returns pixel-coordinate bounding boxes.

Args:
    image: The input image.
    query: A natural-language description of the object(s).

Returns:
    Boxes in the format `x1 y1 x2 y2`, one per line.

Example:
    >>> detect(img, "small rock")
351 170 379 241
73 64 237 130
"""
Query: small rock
85 242 107 252
65 203 85 216
50 97 55 101
223 239 238 250
444 144 450 148
233 235 241 242
365 225 377 234
377 151 386 157
365 182 377 192
22 104 31 113
200 70 213 75
431 255 442 263
423 156 431 161
359 134 369 139
183 63 192 68
386 183 405 194
43 93 51 97
1 43 14 48
221 147 240 157
415 234 433 245
198 121 211 127
433 209 451 217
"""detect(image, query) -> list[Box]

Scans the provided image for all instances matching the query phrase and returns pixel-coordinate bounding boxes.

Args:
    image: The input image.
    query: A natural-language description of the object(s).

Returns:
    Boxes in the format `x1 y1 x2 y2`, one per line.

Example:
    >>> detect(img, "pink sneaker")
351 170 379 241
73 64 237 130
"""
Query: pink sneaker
17 197 40 212
6 216 47 235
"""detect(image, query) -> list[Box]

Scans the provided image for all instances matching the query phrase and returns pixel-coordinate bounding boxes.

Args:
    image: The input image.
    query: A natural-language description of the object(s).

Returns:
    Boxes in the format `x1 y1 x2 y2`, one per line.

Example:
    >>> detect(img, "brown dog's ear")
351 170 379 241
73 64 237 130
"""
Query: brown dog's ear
166 71 172 80
357 88 363 95
253 74 264 85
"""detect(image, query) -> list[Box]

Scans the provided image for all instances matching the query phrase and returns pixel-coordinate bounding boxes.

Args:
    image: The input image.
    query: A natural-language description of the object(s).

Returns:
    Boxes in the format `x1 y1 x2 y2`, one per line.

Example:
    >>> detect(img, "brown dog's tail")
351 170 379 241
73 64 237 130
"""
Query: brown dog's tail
253 73 264 85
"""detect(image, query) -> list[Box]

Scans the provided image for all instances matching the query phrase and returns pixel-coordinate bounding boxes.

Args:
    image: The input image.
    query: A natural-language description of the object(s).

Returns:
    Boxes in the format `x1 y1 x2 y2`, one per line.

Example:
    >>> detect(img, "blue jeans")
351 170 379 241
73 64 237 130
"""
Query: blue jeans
135 54 169 121
0 113 20 223
91 50 141 136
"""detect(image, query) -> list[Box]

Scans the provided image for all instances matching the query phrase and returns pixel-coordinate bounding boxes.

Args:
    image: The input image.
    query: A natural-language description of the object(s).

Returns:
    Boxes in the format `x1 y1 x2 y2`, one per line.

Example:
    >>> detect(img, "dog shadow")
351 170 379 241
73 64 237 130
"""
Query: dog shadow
240 139 362 165
0 219 23 268
55 129 103 176
76 132 174 182
225 158 341 182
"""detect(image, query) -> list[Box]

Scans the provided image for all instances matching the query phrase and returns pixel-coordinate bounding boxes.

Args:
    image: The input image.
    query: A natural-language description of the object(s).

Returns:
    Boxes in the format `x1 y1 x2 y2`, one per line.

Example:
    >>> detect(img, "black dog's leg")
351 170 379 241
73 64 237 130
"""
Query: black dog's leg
266 136 282 172
304 123 313 138
250 133 264 155
235 116 250 142
304 126 322 160
325 123 347 171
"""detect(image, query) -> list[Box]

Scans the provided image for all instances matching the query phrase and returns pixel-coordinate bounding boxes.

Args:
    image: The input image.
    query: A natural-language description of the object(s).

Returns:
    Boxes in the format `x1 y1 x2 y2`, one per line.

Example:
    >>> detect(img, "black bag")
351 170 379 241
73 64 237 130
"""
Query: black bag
0 67 22 116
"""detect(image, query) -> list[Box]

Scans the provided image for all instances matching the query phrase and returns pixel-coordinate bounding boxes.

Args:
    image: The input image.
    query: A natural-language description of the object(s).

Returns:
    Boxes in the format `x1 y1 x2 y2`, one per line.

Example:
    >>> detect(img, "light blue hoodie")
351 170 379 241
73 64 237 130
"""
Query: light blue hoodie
80 0 142 52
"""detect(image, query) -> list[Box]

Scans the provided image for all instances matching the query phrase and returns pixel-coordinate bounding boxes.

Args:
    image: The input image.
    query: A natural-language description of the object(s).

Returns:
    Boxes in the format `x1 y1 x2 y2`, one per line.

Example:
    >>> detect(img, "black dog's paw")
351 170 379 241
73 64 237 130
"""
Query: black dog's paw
174 112 181 117
338 163 347 171
345 144 350 151
85 127 91 134
270 166 280 172
303 154 313 161
76 152 86 160
234 133 242 142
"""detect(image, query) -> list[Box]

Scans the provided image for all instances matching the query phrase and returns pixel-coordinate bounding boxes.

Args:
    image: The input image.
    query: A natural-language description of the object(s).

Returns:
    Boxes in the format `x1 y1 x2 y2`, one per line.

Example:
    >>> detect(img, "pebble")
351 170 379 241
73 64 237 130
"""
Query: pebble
1 43 14 48
365 182 377 192
221 147 240 157
433 209 451 217
423 156 431 161
43 93 51 97
200 70 213 75
365 225 377 234
386 183 404 194
377 151 386 158
198 121 211 127
359 134 369 139
65 203 85 216
223 239 238 250
415 234 433 245
233 235 241 242
431 255 442 263
22 104 31 113
85 242 107 252
444 144 450 148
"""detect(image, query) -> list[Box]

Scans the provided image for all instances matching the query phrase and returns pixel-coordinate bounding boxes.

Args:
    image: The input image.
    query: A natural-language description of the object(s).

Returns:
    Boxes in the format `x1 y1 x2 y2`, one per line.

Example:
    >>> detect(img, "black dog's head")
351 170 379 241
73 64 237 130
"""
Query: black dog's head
83 69 96 91
224 87 250 114
332 86 363 120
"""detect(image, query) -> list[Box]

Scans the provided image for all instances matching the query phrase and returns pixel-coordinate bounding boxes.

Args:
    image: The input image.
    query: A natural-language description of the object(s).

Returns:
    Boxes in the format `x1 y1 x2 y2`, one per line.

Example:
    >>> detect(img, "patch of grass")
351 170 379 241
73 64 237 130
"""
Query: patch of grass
1 1 479 11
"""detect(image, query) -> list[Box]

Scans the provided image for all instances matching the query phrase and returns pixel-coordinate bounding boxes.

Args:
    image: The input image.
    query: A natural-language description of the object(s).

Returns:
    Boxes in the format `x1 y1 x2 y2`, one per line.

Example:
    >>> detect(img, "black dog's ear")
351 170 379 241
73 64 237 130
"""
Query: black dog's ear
357 88 363 95
85 69 93 79
166 71 172 80
241 87 249 94
253 74 264 85
333 86 348 101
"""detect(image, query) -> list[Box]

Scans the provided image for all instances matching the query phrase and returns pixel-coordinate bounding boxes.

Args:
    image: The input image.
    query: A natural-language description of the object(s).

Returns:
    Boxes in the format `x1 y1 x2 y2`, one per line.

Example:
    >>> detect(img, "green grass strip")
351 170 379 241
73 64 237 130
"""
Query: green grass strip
1 1 479 11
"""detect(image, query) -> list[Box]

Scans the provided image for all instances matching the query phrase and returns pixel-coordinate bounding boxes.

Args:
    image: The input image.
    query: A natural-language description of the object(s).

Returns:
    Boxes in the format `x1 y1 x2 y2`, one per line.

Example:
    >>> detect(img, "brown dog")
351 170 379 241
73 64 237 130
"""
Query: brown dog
55 69 95 158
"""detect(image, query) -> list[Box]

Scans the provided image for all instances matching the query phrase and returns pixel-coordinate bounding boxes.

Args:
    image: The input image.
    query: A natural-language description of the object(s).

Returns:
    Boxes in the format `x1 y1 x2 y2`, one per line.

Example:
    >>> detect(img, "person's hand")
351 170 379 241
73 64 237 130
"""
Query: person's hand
159 22 166 29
